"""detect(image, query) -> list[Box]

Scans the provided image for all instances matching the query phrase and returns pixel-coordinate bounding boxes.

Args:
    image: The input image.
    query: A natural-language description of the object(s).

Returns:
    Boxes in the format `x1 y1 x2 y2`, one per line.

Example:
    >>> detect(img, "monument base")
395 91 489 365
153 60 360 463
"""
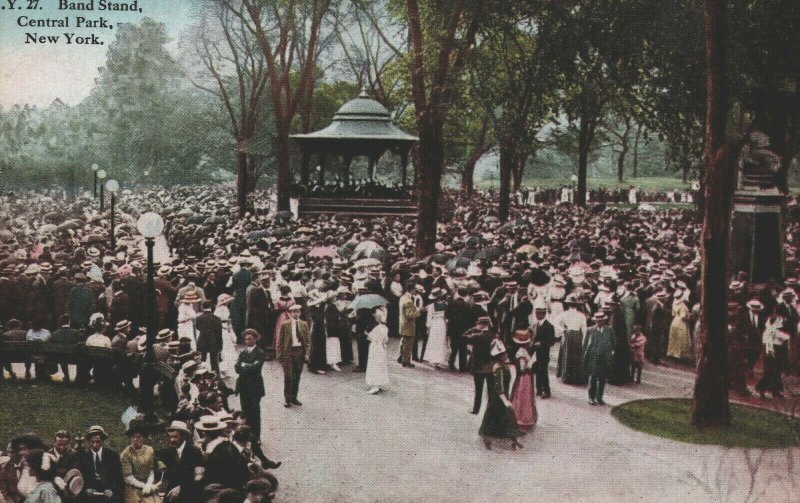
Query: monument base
730 186 786 284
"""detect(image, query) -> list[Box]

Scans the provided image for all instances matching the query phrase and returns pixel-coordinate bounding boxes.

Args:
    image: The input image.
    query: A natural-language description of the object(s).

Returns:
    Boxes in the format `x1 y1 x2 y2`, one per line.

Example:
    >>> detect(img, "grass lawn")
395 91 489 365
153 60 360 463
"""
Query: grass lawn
0 382 165 451
612 398 800 449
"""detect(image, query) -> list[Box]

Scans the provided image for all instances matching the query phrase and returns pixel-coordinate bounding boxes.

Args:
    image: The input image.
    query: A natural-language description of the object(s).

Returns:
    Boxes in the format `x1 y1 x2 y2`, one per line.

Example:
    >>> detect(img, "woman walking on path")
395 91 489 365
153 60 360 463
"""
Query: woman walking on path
425 288 449 369
480 339 523 450
366 306 390 394
510 330 537 430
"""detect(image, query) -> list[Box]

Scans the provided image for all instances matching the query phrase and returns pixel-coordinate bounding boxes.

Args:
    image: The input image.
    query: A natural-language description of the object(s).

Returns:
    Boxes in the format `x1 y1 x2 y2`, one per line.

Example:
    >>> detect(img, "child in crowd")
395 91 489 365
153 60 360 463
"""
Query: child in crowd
629 325 647 383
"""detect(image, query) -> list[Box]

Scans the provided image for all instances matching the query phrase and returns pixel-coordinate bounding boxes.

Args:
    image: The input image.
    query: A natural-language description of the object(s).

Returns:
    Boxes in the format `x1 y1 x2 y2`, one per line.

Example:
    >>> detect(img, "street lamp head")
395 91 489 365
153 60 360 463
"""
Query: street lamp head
97 169 107 180
106 179 120 193
137 212 164 239
570 174 578 183
92 163 99 172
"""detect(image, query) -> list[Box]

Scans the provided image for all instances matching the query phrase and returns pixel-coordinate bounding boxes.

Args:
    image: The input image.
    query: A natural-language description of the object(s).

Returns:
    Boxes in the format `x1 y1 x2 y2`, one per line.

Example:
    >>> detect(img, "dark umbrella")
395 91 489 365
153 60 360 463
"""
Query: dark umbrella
187 215 206 224
247 230 271 242
205 216 226 224
427 253 454 265
271 228 292 238
446 256 472 272
513 218 533 229
281 248 309 261
478 246 504 260
465 236 484 248
457 248 480 260
530 268 550 287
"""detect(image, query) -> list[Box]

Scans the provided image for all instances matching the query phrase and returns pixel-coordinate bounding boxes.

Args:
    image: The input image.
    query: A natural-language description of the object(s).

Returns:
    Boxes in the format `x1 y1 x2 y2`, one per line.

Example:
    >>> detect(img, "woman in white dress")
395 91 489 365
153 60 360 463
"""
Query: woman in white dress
425 288 449 369
177 291 200 350
366 306 390 394
214 293 238 382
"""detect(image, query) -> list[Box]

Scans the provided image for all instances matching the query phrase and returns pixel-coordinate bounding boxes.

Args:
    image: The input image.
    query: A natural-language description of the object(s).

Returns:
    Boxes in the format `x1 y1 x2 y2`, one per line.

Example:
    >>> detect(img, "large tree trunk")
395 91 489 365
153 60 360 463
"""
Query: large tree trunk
576 113 595 207
461 162 476 195
692 0 732 429
236 148 248 217
632 123 642 178
275 124 291 211
498 138 515 222
415 119 444 258
617 118 631 183
512 151 528 192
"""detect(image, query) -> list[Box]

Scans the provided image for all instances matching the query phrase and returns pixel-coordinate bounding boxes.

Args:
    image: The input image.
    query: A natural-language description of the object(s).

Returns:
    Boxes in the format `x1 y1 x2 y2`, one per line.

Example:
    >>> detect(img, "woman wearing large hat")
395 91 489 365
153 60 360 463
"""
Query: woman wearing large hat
177 291 200 350
120 419 160 503
555 294 588 385
214 293 238 381
509 329 537 430
479 339 523 450
425 288 449 369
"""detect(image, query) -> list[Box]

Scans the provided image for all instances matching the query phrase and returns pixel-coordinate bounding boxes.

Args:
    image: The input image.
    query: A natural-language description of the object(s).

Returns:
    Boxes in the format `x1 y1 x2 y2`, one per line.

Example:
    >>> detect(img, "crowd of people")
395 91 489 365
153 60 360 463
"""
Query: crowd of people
1 183 800 500
514 186 698 206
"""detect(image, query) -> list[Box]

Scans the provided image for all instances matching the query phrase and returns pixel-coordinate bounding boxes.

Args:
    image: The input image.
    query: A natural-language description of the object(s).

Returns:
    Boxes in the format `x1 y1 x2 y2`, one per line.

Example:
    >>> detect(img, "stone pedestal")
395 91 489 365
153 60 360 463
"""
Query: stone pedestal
730 185 786 284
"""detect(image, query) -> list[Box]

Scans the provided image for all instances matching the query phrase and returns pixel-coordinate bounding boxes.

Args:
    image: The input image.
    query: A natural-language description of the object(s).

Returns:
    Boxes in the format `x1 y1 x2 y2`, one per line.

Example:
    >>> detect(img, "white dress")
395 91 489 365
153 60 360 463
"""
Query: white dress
426 302 449 366
177 303 198 350
366 324 389 387
214 304 238 381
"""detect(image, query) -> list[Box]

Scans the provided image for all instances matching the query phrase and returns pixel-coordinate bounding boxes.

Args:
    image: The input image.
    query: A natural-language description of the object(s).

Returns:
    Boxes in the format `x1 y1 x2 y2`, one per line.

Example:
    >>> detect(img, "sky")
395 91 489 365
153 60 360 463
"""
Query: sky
0 0 197 108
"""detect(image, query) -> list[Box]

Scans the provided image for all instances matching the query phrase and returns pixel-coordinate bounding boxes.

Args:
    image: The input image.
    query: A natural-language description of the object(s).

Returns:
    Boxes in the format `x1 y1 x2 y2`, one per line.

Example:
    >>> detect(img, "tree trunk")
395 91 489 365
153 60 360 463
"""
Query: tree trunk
577 113 594 207
236 148 248 217
461 161 476 195
682 161 690 183
415 119 444 258
275 124 291 211
692 0 732 429
617 118 631 183
512 151 528 192
632 123 642 178
498 138 514 222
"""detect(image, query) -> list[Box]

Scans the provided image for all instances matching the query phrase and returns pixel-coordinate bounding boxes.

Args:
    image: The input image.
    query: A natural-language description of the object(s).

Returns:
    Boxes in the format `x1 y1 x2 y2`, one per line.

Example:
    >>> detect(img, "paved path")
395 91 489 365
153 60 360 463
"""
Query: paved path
229 339 800 503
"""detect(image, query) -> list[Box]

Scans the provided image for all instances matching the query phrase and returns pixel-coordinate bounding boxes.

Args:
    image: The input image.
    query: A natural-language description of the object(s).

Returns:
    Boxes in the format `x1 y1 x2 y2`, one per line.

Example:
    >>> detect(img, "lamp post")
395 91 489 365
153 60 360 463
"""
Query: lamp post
106 180 119 251
92 163 99 198
137 212 164 425
97 169 107 211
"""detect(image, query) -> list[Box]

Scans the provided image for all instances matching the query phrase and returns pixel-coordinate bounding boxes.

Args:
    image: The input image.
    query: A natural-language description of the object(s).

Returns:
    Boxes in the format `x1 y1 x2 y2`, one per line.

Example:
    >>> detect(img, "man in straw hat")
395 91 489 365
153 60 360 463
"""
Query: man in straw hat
160 421 204 503
77 425 123 502
197 416 249 491
584 312 615 405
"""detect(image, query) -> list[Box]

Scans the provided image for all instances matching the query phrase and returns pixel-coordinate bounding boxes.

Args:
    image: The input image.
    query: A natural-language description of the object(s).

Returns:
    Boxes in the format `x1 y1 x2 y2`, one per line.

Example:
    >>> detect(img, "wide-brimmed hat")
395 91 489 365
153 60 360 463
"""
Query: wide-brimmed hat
592 312 608 322
217 293 234 306
289 304 302 312
115 320 131 331
156 329 174 342
165 420 191 437
429 288 445 300
512 329 531 345
157 265 172 276
182 291 201 303
781 288 796 298
86 425 107 440
195 416 226 433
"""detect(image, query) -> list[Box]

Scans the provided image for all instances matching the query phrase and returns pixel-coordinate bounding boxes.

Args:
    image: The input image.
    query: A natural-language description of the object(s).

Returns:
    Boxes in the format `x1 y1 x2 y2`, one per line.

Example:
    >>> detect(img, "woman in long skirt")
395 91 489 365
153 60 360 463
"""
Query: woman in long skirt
510 332 537 430
425 289 449 368
757 315 789 398
556 297 588 384
667 288 693 361
214 293 238 382
480 339 523 450
366 306 390 394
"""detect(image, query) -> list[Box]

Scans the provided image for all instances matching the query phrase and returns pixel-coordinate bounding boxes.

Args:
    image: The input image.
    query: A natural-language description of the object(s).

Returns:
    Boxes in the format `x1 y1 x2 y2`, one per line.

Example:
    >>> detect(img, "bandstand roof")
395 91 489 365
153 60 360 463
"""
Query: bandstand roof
290 94 418 152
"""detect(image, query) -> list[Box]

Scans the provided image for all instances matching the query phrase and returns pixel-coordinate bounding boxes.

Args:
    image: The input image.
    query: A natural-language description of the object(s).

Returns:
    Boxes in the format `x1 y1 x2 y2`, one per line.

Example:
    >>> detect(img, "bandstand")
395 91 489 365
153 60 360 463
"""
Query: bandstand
290 94 419 217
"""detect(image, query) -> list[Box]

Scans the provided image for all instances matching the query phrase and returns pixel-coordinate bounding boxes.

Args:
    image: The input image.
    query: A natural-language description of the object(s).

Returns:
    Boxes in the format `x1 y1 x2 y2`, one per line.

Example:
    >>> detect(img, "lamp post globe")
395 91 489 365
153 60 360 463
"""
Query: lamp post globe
106 179 119 193
97 169 107 180
91 163 99 172
137 212 164 239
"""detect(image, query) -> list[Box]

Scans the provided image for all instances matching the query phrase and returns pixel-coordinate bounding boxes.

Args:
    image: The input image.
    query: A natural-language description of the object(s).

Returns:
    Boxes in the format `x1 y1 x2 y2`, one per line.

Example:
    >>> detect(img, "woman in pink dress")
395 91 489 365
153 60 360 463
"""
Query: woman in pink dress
273 285 296 351
510 330 537 430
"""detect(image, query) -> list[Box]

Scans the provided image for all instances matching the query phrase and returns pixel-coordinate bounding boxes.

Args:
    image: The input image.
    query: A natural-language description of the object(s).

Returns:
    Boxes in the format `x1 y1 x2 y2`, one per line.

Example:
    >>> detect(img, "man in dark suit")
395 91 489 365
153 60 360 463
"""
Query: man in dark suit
236 329 266 439
78 425 124 503
159 421 204 503
276 305 311 408
48 430 79 479
446 289 474 371
776 289 799 373
51 314 84 382
196 300 223 373
531 306 556 398
462 316 495 415
199 417 250 490
230 264 253 342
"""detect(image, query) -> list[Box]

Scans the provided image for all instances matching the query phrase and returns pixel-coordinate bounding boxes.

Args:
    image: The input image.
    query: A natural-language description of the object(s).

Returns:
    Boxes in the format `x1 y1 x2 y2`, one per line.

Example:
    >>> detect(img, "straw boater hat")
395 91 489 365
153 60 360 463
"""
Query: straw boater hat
195 416 226 433
86 425 107 440
115 320 131 331
156 329 174 342
746 299 764 311
592 312 608 322
54 469 84 498
157 265 172 276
